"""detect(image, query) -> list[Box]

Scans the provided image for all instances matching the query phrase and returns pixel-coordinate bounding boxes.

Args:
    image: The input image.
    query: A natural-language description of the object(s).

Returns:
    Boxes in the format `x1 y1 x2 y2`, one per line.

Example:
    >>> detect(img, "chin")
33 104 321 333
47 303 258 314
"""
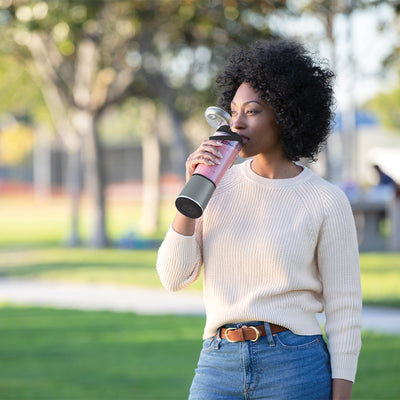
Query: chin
239 149 255 159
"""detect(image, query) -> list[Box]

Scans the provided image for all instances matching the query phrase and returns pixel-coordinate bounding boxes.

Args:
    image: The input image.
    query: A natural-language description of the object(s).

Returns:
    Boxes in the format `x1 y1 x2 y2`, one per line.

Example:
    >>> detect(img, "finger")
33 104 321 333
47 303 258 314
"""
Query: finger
202 139 224 146
185 140 225 180
186 154 219 171
197 142 224 159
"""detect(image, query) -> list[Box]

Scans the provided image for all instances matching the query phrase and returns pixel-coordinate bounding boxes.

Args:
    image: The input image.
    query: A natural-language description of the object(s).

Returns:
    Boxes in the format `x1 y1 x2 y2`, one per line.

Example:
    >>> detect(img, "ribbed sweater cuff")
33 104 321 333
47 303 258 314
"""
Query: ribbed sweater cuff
331 353 359 382
163 226 198 264
156 226 200 292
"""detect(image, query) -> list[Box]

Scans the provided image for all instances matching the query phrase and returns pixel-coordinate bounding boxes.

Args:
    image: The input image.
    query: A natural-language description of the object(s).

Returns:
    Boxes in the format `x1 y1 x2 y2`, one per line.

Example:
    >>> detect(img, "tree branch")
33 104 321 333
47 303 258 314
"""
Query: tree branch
74 38 99 110
26 32 79 149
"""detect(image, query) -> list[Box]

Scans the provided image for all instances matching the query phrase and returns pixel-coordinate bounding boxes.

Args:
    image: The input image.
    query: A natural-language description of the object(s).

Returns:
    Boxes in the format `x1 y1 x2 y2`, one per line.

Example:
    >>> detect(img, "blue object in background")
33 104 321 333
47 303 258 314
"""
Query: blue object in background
117 231 162 250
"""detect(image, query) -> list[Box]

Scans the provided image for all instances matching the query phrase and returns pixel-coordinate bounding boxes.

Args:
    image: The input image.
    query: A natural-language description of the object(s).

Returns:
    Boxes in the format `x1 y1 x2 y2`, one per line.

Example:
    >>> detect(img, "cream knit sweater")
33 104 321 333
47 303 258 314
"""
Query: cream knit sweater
157 160 362 382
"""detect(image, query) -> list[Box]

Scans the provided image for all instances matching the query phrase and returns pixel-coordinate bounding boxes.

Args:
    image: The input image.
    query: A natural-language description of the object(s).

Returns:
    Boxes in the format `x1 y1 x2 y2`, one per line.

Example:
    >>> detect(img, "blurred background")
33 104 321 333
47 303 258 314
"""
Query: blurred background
0 0 399 250
0 1 399 399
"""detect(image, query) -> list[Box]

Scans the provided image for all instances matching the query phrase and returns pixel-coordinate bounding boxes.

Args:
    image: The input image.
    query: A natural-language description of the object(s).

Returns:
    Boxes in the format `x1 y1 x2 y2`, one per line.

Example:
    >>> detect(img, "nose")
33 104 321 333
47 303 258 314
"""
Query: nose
230 111 246 131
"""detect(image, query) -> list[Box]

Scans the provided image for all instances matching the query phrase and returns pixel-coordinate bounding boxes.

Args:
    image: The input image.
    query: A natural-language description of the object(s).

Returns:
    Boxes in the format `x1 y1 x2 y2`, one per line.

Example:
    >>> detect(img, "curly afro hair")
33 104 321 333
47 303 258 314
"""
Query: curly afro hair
215 39 335 161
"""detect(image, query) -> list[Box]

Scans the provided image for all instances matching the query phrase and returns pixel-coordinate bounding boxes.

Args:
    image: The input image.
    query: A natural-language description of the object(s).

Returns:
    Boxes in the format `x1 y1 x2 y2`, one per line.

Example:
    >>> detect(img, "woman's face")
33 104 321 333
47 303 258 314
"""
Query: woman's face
230 82 283 160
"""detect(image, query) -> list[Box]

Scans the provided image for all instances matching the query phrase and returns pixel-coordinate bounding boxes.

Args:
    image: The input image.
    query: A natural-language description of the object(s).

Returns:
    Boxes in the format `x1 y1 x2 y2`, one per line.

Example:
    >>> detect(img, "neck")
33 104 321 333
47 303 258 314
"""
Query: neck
251 156 303 179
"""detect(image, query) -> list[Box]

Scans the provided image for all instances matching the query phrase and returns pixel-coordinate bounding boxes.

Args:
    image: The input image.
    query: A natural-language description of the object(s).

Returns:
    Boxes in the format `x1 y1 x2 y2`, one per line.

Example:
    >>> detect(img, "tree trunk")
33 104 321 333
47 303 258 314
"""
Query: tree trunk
27 32 84 246
140 101 161 235
33 126 52 200
74 109 108 248
71 39 108 247
167 104 189 177
85 121 108 247
65 145 82 247
389 195 400 251
141 68 189 178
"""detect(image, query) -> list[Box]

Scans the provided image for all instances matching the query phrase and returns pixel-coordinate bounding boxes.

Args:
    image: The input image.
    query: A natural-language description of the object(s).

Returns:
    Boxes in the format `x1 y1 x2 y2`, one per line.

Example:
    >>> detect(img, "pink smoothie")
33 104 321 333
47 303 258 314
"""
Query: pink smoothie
195 137 242 186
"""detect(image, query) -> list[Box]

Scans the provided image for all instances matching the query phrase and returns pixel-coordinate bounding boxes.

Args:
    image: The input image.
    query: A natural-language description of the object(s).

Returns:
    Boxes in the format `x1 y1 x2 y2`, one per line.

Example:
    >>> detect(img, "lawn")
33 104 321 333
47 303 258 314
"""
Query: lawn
1 245 399 306
0 194 399 399
0 195 399 305
0 306 204 400
0 194 175 248
359 252 400 308
0 246 398 307
0 306 399 400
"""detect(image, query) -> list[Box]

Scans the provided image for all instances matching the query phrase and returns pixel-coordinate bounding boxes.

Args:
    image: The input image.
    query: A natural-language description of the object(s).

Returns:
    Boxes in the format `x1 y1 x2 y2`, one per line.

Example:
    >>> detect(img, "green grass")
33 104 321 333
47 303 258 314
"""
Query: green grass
0 247 204 291
0 306 205 400
0 193 203 288
0 306 399 400
0 193 399 303
0 244 397 305
0 194 399 399
0 194 175 248
354 331 400 399
0 248 160 287
360 252 400 308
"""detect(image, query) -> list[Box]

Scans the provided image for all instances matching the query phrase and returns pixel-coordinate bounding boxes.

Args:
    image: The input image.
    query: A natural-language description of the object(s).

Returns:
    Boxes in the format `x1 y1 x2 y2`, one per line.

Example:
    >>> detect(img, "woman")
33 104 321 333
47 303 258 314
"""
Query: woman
157 39 362 400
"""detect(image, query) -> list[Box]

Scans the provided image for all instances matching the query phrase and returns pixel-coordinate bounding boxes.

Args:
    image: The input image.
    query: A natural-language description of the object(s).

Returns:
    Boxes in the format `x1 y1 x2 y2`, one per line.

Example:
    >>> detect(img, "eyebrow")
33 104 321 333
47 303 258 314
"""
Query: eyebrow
231 100 262 106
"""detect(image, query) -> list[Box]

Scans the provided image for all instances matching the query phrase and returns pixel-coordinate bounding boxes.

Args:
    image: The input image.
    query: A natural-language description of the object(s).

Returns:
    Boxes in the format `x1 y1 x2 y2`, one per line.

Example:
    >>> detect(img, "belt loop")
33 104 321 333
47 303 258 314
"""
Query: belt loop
263 322 275 347
215 328 222 349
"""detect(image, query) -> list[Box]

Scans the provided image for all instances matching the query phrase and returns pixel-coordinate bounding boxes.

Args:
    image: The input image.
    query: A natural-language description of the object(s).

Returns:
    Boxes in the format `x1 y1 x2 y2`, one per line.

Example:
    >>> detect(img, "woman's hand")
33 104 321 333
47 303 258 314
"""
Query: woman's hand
332 379 353 400
185 140 224 182
172 140 224 236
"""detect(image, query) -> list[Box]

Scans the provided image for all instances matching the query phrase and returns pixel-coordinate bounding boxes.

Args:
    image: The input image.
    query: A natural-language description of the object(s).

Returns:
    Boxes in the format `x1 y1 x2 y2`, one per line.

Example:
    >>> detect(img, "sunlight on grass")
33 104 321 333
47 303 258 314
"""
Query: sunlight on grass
0 247 204 291
360 253 400 307
0 248 157 285
0 194 175 247
0 194 398 302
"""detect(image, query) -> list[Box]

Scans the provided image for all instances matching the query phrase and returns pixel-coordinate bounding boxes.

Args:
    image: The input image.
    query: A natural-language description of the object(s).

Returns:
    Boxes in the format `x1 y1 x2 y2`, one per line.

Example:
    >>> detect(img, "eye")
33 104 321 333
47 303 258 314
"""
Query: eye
246 109 259 115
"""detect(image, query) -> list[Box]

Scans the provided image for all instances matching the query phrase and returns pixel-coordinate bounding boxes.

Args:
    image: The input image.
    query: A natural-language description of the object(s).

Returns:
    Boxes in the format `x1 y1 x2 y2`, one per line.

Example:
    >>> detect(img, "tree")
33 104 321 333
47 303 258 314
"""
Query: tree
0 0 286 244
0 122 34 166
0 1 140 247
273 0 399 182
365 1 400 132
124 0 289 234
139 100 160 235
366 80 400 131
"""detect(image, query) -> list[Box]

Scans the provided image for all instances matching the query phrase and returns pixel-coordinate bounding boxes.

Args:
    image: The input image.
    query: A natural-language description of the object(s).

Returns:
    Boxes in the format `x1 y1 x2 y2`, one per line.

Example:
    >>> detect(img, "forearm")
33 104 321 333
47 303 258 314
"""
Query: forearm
172 211 196 236
332 378 353 400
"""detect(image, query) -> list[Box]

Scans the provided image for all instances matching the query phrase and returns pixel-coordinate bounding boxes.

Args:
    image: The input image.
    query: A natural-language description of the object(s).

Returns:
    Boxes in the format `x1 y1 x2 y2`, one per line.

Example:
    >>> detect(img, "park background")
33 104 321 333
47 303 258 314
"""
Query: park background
0 0 400 399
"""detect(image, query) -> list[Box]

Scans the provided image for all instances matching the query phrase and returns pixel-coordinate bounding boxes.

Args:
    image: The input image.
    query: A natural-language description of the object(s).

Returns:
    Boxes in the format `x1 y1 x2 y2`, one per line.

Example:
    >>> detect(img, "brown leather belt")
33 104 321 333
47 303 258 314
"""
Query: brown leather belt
219 323 287 343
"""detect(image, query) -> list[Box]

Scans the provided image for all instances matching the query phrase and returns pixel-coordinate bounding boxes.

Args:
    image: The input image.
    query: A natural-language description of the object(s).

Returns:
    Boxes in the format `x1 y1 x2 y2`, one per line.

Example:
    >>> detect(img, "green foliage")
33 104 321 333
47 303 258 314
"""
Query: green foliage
366 83 400 132
0 55 48 122
0 0 282 119
0 122 34 166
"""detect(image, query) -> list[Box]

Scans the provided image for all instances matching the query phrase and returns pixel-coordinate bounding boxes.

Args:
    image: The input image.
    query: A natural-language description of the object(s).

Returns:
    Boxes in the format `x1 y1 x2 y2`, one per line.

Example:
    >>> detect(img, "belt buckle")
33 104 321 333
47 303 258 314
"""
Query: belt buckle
249 326 260 342
225 327 239 343
225 326 260 343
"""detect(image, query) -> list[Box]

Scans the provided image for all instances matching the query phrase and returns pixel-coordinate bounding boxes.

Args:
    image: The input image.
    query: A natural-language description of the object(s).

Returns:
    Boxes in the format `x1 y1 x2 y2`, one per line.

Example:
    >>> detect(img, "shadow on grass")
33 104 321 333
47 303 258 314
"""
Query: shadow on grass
0 247 158 277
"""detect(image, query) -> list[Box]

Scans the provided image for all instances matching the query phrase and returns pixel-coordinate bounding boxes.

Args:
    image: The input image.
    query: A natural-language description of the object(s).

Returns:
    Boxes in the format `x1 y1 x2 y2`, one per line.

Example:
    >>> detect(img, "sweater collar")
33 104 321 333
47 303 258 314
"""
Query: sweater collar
241 159 312 187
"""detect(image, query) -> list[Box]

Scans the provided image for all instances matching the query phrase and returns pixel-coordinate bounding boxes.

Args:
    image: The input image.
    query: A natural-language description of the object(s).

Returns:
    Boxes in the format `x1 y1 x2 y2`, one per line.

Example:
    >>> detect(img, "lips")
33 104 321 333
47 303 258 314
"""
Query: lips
240 135 250 144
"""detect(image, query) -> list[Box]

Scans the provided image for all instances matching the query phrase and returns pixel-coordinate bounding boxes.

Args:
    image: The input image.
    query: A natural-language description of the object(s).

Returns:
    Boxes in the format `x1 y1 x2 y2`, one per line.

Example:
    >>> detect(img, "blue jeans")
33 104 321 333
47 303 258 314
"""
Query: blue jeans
189 322 332 400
